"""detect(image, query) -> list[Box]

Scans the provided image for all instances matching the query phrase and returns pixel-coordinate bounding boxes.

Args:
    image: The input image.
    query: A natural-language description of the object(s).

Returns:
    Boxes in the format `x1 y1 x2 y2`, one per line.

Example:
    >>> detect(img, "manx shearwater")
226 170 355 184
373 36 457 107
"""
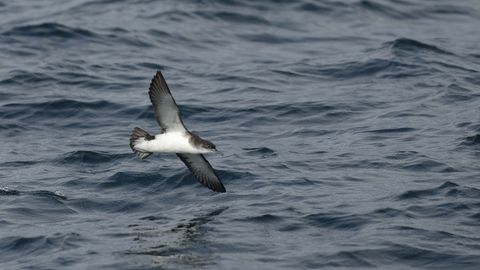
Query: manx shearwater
130 71 226 192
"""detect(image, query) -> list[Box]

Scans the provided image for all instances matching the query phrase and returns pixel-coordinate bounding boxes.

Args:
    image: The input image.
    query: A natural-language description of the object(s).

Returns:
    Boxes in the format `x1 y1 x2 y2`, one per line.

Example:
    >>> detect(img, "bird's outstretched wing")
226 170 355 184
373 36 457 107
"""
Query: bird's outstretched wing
149 71 187 132
176 153 226 193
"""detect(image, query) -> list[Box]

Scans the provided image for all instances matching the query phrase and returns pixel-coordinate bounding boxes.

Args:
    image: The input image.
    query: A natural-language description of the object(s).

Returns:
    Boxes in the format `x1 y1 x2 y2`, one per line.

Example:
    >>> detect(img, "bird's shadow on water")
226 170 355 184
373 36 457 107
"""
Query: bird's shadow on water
124 206 228 268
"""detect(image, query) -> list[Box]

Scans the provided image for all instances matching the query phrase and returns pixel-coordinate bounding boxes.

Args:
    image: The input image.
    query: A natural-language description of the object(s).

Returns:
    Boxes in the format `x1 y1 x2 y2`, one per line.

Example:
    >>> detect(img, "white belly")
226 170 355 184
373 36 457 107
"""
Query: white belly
134 132 200 153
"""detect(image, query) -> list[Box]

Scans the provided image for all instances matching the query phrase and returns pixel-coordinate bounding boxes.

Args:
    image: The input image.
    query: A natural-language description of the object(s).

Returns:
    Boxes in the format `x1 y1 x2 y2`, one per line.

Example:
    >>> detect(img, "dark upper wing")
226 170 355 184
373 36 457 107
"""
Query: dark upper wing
176 153 226 193
149 71 187 132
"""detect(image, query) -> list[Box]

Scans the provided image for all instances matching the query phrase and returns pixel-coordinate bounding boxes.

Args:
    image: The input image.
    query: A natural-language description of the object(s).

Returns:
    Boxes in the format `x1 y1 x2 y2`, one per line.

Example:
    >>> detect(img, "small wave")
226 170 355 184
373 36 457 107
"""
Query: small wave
0 70 56 85
401 158 457 173
385 38 453 56
364 127 416 134
55 150 118 165
311 243 478 269
102 170 168 189
296 2 333 13
243 147 277 158
369 207 404 218
1 98 120 127
239 213 283 223
296 58 426 80
196 11 270 25
304 211 369 230
238 33 312 44
425 4 474 16
397 181 459 200
0 232 82 259
0 188 20 196
2 22 98 39
358 0 418 20
0 186 66 200
357 1 475 21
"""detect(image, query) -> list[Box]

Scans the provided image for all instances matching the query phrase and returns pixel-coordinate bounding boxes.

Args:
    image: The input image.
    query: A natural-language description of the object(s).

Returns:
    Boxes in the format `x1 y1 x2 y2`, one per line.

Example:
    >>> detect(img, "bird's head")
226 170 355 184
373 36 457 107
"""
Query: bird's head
201 141 223 156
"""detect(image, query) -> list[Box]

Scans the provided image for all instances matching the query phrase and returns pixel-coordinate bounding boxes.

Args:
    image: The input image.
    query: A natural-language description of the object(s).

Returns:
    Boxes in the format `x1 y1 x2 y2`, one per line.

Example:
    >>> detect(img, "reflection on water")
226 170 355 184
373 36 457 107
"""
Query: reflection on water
125 207 228 267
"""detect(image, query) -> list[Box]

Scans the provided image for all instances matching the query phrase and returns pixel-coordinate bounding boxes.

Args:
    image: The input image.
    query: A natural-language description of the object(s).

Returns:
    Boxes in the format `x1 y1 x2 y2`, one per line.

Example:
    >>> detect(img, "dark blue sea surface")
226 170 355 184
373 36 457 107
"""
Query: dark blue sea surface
1 0 480 269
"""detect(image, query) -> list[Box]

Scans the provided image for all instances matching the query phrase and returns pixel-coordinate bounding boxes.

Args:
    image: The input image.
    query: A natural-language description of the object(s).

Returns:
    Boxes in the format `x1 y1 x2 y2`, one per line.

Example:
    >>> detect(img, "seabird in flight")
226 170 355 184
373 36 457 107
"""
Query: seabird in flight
130 71 226 192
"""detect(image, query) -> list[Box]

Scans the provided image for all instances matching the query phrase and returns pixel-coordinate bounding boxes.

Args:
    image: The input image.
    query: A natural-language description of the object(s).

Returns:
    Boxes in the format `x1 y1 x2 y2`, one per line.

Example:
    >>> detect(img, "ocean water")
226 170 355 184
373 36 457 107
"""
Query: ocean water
1 0 480 269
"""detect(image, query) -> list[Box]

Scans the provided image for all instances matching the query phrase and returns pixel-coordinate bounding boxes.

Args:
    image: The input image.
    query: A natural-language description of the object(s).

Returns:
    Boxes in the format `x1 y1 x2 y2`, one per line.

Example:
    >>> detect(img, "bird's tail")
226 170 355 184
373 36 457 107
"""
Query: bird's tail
130 127 153 159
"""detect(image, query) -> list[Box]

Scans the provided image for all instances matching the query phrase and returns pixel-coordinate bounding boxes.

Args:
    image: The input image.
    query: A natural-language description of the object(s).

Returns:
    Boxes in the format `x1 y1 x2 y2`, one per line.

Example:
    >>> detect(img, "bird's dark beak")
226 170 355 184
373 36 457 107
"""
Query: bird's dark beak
215 149 224 156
